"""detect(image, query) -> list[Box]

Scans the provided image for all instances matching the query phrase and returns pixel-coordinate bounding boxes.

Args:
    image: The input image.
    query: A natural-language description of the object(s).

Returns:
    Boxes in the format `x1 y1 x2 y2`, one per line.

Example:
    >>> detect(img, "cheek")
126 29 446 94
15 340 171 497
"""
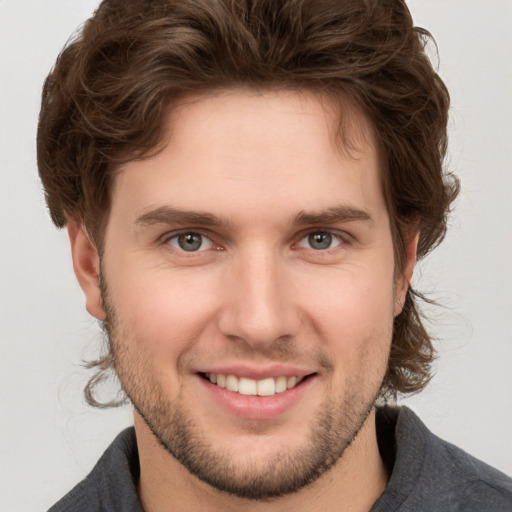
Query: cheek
107 263 221 358
296 259 395 357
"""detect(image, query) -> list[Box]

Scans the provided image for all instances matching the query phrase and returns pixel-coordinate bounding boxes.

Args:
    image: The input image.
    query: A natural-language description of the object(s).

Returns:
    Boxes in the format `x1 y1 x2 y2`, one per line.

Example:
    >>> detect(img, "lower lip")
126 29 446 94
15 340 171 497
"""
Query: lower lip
198 375 315 420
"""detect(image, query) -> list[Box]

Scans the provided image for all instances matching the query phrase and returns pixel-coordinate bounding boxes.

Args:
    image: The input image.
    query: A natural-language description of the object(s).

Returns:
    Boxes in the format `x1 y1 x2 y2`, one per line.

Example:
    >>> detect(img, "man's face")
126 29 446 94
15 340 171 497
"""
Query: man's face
82 90 409 498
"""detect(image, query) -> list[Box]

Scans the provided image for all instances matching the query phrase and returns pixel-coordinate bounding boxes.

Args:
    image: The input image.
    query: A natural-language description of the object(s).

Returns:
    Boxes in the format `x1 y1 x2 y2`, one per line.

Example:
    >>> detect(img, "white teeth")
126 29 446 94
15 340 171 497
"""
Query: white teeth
217 374 226 388
275 376 287 393
205 373 304 396
226 375 239 392
239 377 257 395
257 377 275 396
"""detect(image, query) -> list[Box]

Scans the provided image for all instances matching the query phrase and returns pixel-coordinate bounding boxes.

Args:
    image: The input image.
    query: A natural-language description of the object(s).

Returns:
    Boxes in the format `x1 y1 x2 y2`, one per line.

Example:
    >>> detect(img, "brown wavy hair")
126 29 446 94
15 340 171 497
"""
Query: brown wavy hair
37 0 459 406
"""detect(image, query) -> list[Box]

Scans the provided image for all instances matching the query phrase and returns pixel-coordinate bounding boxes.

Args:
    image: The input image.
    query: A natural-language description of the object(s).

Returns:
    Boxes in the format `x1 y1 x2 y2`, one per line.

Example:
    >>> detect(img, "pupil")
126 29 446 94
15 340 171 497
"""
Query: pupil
178 233 202 251
309 232 332 250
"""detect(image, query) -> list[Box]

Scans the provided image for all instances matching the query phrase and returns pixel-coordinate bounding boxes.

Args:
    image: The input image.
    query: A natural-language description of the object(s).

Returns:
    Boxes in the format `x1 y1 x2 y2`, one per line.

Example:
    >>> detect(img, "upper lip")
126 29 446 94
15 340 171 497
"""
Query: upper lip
196 364 316 380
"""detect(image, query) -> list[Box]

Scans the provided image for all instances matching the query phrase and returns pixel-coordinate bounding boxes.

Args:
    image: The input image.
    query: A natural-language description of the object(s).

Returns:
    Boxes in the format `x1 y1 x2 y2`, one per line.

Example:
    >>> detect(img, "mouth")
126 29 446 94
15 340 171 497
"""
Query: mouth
197 370 318 420
199 372 312 396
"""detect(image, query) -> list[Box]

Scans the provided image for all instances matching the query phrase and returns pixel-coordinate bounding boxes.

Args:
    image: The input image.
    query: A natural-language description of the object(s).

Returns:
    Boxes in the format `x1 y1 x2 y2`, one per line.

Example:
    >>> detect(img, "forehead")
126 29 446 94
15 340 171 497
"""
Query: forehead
110 89 384 228
165 88 375 171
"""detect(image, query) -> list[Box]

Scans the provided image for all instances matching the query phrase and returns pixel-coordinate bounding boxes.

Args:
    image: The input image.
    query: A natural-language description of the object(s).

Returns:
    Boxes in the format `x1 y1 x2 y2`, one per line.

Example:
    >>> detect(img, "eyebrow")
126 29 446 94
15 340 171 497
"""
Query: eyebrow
135 204 373 229
135 206 228 227
292 206 373 226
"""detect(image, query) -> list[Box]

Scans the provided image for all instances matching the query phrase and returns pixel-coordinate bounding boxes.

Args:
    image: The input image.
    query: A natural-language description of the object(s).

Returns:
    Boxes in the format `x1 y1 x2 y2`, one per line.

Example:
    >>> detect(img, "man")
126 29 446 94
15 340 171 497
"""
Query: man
35 0 512 510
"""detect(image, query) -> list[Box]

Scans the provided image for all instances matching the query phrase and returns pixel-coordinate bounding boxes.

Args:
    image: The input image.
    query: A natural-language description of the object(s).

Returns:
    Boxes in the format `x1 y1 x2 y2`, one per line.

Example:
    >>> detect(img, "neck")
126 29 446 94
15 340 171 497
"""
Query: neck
135 408 388 512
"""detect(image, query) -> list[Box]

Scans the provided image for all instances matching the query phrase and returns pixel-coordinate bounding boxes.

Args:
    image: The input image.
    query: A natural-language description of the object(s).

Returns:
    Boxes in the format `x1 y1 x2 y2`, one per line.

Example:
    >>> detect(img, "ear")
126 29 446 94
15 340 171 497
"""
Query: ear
67 222 106 320
395 232 419 316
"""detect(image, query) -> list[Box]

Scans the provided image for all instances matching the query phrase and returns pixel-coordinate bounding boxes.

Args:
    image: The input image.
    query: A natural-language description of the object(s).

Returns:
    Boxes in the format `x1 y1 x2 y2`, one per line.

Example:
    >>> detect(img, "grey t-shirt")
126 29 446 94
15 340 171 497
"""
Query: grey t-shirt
48 407 512 511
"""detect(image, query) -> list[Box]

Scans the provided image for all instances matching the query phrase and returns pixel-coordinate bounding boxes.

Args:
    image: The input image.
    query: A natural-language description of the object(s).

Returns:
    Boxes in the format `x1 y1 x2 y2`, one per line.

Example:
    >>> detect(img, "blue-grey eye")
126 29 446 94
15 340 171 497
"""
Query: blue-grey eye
168 232 213 252
299 232 342 250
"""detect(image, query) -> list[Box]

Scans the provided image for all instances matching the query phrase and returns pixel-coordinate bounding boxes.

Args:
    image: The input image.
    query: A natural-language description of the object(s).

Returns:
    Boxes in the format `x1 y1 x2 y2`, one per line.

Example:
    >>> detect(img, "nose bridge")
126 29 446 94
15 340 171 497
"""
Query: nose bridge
218 244 297 347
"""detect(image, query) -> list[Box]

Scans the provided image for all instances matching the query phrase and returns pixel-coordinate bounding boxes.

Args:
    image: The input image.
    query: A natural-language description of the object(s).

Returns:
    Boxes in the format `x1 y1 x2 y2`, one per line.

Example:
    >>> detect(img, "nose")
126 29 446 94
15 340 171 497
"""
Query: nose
217 248 300 350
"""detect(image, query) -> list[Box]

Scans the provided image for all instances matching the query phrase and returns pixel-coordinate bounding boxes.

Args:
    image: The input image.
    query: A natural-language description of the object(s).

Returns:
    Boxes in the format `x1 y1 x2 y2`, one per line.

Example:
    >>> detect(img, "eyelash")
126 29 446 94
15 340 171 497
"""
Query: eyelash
161 229 348 254
162 230 217 253
296 231 345 251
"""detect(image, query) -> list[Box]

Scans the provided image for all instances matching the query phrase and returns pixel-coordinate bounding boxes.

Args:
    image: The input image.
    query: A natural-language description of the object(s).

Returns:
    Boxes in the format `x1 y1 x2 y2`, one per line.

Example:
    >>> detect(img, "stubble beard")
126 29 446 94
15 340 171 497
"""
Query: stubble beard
101 287 386 500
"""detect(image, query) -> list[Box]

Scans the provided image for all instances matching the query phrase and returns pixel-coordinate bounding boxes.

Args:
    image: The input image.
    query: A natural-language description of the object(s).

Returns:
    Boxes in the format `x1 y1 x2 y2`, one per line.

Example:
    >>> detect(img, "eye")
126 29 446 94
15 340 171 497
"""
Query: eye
298 231 343 251
167 232 214 252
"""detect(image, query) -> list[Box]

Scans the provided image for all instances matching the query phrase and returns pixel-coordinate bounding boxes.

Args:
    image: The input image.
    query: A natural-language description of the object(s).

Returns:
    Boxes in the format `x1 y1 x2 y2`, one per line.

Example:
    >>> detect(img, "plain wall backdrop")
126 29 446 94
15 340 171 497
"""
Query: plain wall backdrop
1 1 511 510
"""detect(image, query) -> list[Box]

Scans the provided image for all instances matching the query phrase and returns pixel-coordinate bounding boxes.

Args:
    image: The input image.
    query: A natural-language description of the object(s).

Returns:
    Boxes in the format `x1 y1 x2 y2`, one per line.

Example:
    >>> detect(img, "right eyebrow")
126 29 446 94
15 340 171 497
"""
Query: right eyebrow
134 206 229 228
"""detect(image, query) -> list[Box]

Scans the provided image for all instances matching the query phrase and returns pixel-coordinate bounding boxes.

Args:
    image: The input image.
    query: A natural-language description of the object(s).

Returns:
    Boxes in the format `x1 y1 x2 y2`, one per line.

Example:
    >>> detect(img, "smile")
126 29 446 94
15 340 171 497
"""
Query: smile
203 373 305 396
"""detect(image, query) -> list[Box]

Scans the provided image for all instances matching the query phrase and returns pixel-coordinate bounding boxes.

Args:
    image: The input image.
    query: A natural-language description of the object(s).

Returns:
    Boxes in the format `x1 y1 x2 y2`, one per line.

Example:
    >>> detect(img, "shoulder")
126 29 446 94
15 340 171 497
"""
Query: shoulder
427 428 512 509
423 423 512 510
374 407 512 512
48 478 101 512
48 427 143 512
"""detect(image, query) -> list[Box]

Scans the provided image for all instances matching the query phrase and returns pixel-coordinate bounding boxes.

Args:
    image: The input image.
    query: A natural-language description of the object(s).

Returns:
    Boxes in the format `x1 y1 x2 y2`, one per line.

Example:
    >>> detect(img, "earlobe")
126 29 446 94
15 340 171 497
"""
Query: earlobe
67 222 106 320
395 232 419 315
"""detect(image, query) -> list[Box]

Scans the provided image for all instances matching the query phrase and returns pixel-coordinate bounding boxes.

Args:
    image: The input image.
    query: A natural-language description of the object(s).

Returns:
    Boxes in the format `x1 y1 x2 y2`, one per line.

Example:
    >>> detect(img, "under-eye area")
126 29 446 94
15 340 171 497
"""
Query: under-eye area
199 372 315 396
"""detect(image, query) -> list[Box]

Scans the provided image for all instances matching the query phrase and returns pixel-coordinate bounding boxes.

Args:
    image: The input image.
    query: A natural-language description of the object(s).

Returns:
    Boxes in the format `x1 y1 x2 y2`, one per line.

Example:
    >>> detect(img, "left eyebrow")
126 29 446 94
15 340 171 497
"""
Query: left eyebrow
292 206 373 226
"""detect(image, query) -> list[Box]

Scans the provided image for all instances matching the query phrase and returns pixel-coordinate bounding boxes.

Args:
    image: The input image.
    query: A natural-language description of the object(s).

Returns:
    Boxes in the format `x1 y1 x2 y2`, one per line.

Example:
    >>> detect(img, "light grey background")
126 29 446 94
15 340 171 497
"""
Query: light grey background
1 1 511 510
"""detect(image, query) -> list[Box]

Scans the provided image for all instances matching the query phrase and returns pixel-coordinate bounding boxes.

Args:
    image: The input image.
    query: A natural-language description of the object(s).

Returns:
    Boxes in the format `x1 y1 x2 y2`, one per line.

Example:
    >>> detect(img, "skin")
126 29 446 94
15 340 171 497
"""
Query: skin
69 89 417 511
